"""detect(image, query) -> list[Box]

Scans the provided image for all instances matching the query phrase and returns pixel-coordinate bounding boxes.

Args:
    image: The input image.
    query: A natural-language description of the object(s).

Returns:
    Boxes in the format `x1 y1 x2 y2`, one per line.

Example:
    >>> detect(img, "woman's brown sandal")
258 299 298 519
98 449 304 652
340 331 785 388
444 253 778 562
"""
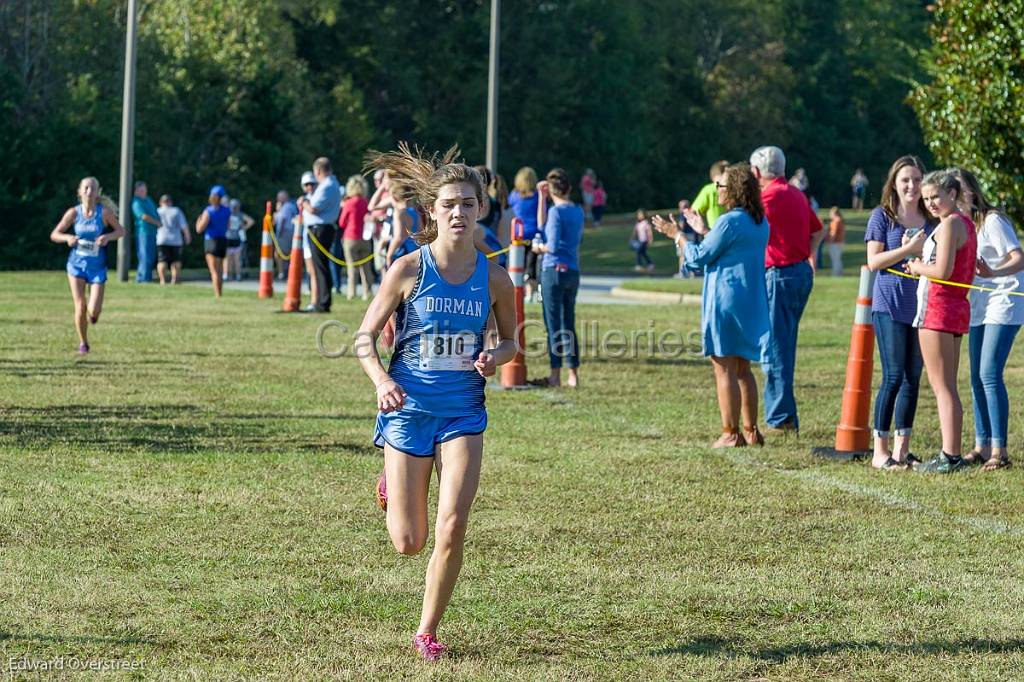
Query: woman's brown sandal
981 454 1012 472
963 449 988 466
711 428 747 449
743 426 765 447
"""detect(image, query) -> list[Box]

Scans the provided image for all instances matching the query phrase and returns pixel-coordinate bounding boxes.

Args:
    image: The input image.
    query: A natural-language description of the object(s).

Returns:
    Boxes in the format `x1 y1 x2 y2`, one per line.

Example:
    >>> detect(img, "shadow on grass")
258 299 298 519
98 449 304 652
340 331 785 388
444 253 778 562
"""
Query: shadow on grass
0 358 189 378
0 404 374 456
0 631 159 646
650 634 1024 661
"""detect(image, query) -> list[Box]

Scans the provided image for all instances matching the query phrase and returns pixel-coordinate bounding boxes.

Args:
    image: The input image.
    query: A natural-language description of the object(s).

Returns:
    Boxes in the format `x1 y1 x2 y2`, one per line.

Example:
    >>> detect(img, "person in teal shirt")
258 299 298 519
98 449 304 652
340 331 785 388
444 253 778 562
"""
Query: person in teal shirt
654 163 770 449
132 181 161 283
691 159 729 230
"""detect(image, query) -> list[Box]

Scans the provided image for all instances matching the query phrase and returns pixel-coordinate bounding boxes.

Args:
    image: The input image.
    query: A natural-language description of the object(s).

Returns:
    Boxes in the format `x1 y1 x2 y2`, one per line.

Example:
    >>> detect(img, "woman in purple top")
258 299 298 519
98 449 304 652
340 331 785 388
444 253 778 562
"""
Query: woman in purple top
864 156 933 469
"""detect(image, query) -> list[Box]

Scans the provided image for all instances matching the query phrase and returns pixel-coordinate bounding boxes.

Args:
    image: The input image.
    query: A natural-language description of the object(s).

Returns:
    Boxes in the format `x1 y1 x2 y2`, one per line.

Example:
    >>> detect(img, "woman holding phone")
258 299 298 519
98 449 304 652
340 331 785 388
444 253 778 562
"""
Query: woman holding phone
863 156 932 470
908 170 977 474
956 168 1024 471
653 163 770 447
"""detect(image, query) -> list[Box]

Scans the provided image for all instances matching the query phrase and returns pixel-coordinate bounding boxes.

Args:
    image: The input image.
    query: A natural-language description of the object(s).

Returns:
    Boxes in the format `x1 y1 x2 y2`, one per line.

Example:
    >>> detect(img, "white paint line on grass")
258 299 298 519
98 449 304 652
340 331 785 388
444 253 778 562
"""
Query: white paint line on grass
722 451 1024 538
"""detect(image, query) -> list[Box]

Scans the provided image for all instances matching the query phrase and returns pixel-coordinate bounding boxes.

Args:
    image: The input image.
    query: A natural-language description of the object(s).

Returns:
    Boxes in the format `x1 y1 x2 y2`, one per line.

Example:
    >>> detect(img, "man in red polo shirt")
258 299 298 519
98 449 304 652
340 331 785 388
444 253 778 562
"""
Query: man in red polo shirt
750 146 824 433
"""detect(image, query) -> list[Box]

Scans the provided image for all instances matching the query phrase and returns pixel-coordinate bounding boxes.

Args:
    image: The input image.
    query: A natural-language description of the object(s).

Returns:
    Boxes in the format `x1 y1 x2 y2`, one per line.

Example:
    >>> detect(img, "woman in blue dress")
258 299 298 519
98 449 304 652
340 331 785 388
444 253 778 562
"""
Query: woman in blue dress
357 143 516 661
654 163 770 447
50 177 125 354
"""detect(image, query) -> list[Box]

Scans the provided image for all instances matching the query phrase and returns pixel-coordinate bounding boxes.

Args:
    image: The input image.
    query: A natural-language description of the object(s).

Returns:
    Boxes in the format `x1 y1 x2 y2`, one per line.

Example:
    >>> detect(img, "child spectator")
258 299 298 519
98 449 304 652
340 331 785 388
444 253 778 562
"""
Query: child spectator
827 206 845 276
632 209 654 272
592 181 607 226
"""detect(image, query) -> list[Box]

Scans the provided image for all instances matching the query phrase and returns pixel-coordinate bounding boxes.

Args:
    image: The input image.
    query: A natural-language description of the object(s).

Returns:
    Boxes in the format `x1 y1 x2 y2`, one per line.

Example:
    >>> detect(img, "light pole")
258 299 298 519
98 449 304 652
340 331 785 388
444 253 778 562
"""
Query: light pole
485 0 500 173
116 0 139 282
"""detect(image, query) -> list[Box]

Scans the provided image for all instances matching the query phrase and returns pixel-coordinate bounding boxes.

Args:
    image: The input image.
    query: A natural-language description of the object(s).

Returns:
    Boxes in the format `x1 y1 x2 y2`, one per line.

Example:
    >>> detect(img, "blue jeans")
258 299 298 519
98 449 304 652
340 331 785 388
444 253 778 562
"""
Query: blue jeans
763 261 813 428
871 311 923 436
329 231 344 291
541 268 580 369
635 242 652 267
969 323 1020 447
136 228 156 282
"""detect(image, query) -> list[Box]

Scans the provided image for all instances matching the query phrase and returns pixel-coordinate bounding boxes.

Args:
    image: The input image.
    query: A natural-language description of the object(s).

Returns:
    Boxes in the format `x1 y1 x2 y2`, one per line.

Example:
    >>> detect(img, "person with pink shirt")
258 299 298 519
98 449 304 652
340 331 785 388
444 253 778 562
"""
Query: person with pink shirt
631 209 655 272
580 168 596 223
592 181 607 226
338 174 373 300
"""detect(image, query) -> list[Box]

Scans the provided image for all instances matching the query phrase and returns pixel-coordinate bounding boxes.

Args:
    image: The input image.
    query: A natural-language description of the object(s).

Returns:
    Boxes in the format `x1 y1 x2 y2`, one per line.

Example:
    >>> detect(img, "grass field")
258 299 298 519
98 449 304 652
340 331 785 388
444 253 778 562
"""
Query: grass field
2 270 1024 680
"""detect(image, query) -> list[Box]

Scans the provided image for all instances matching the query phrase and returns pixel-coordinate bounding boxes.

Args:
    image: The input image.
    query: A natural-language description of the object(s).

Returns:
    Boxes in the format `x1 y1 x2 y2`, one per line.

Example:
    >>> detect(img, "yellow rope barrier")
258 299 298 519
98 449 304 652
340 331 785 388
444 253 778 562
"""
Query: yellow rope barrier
884 267 1024 297
267 225 288 260
306 227 377 267
306 226 509 266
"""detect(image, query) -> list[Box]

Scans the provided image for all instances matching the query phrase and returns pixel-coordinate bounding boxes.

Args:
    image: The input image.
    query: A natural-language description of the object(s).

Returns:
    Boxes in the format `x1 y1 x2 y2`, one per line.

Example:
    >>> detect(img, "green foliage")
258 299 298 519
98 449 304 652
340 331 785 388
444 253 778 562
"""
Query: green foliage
910 0 1024 224
1 0 932 270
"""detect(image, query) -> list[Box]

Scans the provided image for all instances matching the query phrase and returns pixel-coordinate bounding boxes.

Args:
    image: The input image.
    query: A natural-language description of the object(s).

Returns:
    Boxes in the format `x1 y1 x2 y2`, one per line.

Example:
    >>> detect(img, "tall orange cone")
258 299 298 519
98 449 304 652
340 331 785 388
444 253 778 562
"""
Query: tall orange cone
501 218 528 388
282 217 304 312
815 266 876 460
258 201 274 299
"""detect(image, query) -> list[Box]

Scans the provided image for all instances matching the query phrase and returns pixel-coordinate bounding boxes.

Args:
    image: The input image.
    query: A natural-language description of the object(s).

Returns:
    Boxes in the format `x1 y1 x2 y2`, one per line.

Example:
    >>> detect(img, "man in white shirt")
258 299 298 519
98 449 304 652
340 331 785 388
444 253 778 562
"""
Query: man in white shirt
304 157 342 312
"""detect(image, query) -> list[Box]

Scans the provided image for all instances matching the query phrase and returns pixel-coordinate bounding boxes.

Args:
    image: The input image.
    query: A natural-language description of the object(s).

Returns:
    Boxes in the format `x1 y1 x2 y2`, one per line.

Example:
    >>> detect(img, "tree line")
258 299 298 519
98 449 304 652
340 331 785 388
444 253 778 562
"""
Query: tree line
0 0 946 269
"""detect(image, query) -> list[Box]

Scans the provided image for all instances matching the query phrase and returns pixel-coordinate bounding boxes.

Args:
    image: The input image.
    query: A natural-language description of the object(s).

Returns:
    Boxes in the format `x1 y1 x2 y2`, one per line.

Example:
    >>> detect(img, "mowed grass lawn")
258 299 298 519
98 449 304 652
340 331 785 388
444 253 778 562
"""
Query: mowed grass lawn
2 270 1024 680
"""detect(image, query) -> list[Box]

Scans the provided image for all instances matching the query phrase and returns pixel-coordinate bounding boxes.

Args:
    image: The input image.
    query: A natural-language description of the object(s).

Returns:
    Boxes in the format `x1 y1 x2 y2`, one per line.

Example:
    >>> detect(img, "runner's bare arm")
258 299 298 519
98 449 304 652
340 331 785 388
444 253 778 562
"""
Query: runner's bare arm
908 217 960 279
196 210 210 234
50 208 78 245
98 205 126 245
355 253 420 411
475 262 517 377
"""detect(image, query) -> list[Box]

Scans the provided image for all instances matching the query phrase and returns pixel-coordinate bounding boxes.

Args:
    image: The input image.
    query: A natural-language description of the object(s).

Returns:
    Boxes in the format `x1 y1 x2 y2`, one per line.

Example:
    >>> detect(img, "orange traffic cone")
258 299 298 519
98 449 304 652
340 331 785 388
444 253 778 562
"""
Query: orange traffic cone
501 218 528 388
815 266 876 460
282 220 304 312
258 201 274 299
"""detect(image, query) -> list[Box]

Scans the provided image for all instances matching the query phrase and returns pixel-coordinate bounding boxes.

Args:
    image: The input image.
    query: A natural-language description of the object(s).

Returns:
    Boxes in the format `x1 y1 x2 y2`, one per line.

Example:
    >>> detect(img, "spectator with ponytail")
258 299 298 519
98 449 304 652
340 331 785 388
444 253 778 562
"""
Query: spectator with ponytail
534 168 584 387
956 168 1024 472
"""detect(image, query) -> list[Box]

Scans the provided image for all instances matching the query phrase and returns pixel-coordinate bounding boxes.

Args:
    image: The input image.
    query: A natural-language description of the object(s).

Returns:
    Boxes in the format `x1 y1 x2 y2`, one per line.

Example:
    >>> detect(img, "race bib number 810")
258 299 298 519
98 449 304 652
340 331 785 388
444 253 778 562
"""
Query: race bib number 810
76 239 100 257
419 332 476 371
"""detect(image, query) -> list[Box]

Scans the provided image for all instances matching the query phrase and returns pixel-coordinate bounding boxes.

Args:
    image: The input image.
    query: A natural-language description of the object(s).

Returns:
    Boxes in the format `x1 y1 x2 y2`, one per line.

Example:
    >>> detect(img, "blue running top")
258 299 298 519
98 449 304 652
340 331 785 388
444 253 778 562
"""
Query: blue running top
67 203 106 268
480 223 507 268
204 204 231 240
393 206 420 261
387 245 491 416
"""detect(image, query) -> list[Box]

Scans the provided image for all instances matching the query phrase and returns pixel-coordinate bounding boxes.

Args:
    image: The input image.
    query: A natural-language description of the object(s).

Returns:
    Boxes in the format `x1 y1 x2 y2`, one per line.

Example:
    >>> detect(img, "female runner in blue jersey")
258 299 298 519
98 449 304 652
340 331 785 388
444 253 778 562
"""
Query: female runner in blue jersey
50 177 126 354
356 144 516 662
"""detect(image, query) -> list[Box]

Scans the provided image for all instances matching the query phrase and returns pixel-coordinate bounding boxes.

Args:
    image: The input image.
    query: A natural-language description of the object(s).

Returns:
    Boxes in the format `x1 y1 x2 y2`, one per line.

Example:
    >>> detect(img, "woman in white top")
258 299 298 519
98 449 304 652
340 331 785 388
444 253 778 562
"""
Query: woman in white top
956 169 1024 471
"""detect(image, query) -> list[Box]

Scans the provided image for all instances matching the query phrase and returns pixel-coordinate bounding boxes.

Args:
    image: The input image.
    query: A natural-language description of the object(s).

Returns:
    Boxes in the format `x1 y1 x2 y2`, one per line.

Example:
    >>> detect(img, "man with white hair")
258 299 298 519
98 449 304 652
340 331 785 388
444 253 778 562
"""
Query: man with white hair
749 145 825 433
303 157 342 312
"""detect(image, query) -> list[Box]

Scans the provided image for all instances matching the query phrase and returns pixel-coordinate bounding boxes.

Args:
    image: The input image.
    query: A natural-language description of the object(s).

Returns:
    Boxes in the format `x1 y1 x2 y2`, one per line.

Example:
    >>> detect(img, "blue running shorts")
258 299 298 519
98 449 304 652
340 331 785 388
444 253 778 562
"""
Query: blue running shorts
374 409 487 457
67 260 108 284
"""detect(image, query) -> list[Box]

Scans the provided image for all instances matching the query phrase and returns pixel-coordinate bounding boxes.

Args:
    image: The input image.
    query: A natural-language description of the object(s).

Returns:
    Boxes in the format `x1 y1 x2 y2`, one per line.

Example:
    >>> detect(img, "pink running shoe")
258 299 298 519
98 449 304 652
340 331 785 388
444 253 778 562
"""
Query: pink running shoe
375 470 387 511
78 342 90 355
412 633 446 662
